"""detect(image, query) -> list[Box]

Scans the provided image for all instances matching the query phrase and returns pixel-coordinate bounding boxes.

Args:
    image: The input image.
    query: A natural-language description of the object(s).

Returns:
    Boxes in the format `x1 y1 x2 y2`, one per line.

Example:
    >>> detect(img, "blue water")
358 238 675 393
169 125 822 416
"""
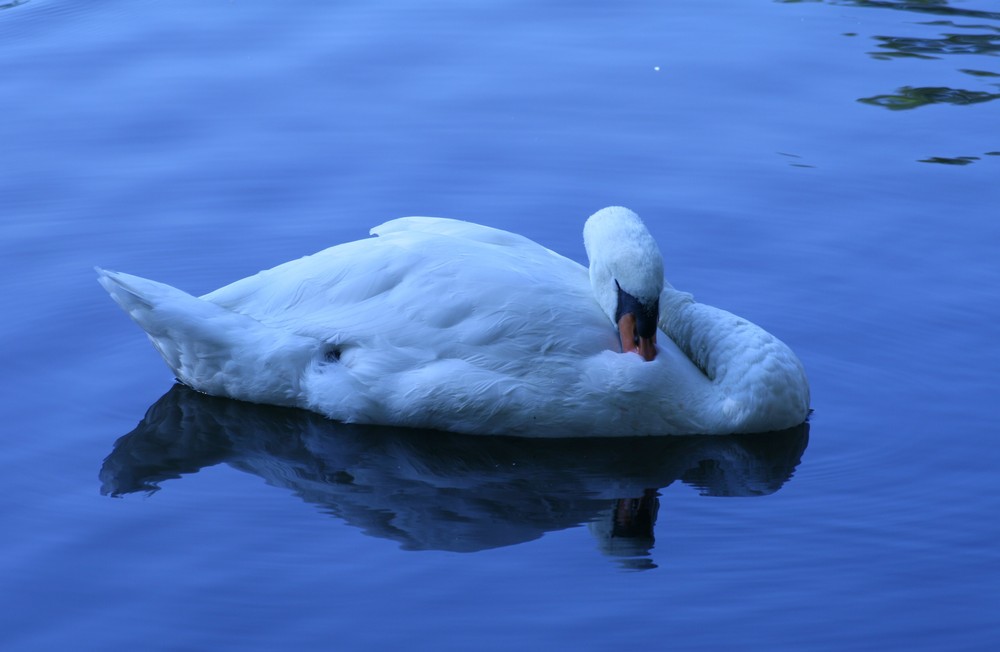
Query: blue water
3 0 999 650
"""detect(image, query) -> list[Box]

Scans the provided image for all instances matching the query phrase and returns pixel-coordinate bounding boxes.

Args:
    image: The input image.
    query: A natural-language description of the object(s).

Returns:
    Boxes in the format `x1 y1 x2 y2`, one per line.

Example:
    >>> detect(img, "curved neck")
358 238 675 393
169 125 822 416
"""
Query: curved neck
658 285 811 433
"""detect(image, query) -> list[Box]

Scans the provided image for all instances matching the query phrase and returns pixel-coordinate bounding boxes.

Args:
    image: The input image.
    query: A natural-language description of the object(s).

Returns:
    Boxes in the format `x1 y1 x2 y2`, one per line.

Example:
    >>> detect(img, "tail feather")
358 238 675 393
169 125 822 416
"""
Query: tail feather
96 268 317 407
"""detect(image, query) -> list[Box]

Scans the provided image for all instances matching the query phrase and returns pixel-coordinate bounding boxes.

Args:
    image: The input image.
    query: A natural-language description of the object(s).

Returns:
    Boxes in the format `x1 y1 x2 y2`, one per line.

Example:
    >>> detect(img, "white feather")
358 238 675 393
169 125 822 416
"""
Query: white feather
97 208 810 436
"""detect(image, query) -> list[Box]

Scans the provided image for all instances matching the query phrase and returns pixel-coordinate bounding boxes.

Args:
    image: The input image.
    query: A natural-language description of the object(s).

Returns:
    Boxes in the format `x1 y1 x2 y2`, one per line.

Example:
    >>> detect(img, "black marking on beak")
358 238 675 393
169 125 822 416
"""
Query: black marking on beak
615 281 659 342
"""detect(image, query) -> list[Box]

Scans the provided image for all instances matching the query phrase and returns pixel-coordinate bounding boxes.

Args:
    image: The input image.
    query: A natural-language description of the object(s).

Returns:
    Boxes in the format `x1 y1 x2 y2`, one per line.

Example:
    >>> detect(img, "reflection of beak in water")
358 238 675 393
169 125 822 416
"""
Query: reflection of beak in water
587 489 661 570
613 489 660 539
101 385 809 568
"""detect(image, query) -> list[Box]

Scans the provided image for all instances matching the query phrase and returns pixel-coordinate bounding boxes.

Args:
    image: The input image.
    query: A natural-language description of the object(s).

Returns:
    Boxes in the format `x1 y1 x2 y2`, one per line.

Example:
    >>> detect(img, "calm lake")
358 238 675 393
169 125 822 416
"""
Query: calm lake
2 1 998 650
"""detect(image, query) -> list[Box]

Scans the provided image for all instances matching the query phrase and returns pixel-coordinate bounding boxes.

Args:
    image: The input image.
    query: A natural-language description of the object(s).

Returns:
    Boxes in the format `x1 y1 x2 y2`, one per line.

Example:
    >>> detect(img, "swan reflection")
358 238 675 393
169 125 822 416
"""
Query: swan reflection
101 385 808 568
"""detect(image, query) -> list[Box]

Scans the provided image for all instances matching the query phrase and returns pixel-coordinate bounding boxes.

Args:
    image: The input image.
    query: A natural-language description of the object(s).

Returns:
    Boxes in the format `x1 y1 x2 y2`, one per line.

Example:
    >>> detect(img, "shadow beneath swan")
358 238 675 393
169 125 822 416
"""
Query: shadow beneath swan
100 385 809 569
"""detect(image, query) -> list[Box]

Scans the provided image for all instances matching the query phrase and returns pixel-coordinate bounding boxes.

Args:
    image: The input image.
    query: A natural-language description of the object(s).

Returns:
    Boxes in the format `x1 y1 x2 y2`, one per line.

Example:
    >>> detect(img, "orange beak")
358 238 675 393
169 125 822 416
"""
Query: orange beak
618 313 657 361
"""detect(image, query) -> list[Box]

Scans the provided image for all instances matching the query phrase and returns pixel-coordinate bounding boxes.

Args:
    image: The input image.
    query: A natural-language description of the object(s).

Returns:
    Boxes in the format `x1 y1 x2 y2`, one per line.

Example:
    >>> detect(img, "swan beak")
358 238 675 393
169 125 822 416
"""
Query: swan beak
617 313 657 361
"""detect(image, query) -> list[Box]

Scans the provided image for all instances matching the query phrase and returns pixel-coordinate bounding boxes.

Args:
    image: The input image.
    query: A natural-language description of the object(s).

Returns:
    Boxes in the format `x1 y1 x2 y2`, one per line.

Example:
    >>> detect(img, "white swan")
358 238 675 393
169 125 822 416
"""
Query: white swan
97 207 809 437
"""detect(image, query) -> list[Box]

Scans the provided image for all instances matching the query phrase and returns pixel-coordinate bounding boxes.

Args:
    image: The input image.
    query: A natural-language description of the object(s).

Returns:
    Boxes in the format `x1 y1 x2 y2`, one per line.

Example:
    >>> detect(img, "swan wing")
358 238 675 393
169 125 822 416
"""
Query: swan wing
202 218 616 361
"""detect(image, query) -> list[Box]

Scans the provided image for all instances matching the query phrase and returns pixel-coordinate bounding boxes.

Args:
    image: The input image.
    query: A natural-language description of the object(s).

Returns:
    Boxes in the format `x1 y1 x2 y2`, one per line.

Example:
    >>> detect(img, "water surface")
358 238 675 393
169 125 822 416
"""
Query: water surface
2 1 998 650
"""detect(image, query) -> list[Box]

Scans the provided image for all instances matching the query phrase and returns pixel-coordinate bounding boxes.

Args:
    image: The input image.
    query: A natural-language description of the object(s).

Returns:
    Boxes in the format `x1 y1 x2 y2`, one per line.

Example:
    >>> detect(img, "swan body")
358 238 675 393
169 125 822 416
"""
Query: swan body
98 207 810 437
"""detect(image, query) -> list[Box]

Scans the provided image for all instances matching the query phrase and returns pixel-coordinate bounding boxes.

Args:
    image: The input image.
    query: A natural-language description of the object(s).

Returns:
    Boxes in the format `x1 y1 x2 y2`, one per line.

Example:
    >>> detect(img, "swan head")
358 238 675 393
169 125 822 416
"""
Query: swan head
583 207 664 361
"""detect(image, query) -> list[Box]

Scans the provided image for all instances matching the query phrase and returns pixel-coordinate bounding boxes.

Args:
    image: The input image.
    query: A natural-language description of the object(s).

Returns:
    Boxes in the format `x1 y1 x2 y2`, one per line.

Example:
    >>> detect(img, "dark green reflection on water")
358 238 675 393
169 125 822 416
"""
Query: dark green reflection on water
961 69 1000 78
780 1 1000 164
785 1 1000 112
918 156 980 165
777 0 1000 22
870 32 1000 60
858 85 1000 109
918 152 1000 165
